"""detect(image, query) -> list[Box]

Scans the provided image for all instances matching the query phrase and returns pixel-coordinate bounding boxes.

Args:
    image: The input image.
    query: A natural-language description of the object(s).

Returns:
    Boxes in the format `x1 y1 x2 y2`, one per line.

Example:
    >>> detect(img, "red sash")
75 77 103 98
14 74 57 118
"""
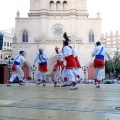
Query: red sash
11 64 17 71
52 60 64 72
65 55 77 69
94 59 104 68
38 64 48 72
75 56 81 68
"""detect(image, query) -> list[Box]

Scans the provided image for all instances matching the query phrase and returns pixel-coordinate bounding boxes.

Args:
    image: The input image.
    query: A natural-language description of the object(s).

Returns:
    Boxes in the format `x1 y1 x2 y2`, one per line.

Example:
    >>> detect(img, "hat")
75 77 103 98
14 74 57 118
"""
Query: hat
39 48 43 51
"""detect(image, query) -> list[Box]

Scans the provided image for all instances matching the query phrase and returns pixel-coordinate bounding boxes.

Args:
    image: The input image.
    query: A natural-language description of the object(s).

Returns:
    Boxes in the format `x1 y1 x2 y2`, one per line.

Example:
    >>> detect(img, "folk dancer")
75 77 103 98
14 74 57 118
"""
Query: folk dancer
52 47 64 87
34 48 48 86
7 51 26 86
92 41 111 88
72 48 82 83
62 32 78 90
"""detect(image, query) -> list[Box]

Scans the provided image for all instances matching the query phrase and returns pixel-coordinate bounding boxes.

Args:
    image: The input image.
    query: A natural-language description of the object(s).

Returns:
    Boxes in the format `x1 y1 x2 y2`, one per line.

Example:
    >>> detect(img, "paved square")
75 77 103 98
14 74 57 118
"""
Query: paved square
0 84 120 120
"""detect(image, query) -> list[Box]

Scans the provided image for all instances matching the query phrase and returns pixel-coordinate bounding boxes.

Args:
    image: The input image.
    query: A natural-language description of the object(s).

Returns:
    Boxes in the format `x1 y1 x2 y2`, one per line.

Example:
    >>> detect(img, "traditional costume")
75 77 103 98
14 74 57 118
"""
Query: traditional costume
34 49 48 86
7 53 25 86
62 45 78 90
92 45 110 88
73 49 81 83
52 51 64 87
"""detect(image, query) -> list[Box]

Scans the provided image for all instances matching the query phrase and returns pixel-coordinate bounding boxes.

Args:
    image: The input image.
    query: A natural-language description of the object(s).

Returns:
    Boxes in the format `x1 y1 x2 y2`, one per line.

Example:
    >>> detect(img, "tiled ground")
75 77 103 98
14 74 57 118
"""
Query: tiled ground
0 84 120 120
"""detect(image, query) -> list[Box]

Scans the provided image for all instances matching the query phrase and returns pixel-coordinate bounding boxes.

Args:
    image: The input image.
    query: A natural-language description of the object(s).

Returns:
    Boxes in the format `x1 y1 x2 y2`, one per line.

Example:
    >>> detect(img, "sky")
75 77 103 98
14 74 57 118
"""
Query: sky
0 0 120 34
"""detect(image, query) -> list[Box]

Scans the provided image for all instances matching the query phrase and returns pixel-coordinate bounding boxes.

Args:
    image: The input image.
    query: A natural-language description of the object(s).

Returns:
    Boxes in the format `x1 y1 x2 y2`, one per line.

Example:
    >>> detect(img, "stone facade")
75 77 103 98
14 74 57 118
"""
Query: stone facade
13 0 101 79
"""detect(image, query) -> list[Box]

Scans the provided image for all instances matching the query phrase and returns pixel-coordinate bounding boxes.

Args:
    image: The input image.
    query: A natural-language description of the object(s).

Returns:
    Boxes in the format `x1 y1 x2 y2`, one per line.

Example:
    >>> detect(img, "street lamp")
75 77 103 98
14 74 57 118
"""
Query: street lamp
31 65 37 83
5 55 14 80
82 66 88 80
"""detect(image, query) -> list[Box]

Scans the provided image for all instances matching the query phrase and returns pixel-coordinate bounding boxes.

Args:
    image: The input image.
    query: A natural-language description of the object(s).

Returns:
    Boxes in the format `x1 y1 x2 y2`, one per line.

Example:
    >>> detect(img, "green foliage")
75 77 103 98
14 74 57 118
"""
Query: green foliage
115 61 120 74
114 51 119 56
105 60 113 74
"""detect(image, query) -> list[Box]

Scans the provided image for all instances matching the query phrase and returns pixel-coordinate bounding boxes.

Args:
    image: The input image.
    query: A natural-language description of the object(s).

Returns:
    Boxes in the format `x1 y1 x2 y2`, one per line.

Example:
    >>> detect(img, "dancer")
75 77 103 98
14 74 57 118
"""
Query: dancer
92 41 111 88
52 47 64 87
7 51 26 86
62 32 78 90
72 48 81 83
33 48 48 86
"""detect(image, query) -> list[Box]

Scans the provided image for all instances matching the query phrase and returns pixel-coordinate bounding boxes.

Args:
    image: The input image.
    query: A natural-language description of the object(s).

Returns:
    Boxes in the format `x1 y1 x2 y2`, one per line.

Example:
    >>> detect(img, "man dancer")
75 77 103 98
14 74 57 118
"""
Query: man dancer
62 46 81 86
7 51 26 86
73 48 81 83
34 48 48 86
62 32 77 90
52 47 64 87
92 41 111 88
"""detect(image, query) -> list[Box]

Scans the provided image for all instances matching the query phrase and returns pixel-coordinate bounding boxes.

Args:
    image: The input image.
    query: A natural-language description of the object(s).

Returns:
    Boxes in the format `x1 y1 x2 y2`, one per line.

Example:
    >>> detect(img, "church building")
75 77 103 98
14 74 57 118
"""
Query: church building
12 0 101 80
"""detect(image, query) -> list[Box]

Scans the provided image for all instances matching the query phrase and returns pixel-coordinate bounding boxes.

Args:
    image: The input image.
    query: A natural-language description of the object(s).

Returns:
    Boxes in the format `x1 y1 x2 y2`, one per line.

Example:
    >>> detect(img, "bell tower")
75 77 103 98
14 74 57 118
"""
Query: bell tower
28 0 88 18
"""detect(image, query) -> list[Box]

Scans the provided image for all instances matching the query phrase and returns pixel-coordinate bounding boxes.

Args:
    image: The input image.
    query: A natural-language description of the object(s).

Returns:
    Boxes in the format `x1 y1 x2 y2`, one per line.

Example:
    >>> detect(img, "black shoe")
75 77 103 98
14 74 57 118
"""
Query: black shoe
7 84 12 87
19 83 25 85
36 82 41 85
54 84 60 87
43 82 46 86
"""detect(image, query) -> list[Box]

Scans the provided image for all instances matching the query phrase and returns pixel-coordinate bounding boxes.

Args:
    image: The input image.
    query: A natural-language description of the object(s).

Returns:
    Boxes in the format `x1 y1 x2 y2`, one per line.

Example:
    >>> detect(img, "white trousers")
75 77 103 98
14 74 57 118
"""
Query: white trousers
10 65 24 82
54 66 62 82
73 68 80 77
94 68 104 81
37 70 46 81
66 69 75 82
61 68 67 80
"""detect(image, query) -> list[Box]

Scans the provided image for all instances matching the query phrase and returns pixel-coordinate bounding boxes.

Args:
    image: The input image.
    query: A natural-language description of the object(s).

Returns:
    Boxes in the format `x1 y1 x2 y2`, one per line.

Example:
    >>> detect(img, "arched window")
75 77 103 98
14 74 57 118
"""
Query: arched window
22 30 28 42
50 1 54 10
63 1 67 10
89 30 94 42
56 1 61 10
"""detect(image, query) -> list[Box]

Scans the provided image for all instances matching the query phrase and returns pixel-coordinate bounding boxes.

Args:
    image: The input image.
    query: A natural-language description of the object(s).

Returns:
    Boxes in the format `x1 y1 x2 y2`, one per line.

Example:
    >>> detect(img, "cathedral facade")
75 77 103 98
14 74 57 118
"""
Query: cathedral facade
12 0 101 80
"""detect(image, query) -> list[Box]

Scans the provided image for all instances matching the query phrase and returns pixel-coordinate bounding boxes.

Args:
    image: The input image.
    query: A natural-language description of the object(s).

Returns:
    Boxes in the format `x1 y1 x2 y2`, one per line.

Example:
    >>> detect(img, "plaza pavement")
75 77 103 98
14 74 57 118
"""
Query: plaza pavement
0 84 120 120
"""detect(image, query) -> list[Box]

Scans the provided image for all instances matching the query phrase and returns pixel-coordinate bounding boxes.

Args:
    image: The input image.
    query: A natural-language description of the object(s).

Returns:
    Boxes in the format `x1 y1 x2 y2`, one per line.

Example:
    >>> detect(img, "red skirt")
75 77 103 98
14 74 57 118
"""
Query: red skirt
38 65 48 72
11 64 17 71
94 59 104 68
65 55 77 69
75 57 81 68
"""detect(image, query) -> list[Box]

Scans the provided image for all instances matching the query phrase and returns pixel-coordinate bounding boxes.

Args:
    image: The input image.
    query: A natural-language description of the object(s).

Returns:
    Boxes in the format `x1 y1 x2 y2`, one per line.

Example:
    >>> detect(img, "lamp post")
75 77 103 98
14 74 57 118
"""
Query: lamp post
31 65 37 83
5 55 14 80
82 66 88 80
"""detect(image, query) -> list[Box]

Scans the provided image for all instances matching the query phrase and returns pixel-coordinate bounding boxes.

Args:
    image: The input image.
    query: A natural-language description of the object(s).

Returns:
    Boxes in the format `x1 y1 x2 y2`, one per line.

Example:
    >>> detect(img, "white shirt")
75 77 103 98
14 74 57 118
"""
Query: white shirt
14 54 25 65
92 46 109 57
58 51 64 61
73 49 78 57
62 46 74 58
117 52 120 61
34 52 48 64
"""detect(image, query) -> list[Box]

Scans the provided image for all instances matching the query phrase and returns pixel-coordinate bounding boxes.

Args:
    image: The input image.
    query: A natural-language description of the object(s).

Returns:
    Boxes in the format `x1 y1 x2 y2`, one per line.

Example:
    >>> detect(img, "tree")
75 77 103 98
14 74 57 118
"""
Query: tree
105 60 114 78
115 61 120 78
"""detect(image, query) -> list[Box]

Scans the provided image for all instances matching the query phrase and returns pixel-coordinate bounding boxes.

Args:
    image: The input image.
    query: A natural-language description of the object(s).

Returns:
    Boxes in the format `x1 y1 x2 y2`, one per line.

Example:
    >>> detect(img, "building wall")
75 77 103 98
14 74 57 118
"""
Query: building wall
105 30 120 51
0 30 13 64
0 30 13 50
12 0 102 79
